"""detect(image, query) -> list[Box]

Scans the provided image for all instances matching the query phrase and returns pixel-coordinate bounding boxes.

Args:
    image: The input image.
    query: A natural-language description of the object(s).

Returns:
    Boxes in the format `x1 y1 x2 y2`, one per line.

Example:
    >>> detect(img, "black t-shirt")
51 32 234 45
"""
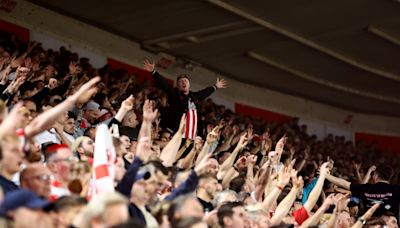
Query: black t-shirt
198 197 214 213
350 182 400 219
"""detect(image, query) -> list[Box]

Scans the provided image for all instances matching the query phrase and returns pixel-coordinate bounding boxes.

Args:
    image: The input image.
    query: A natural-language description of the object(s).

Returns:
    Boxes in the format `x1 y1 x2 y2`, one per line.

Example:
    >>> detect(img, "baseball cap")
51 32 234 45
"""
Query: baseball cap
83 101 100 111
0 190 52 216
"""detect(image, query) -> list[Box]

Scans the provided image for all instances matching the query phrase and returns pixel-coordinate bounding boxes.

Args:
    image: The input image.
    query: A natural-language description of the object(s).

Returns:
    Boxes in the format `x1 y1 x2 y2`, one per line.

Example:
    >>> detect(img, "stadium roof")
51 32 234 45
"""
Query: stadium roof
29 0 400 116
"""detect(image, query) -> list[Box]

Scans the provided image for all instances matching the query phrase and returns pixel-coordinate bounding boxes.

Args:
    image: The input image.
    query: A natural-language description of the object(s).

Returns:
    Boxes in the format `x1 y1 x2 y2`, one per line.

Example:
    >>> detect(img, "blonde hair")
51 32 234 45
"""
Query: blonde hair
77 192 128 228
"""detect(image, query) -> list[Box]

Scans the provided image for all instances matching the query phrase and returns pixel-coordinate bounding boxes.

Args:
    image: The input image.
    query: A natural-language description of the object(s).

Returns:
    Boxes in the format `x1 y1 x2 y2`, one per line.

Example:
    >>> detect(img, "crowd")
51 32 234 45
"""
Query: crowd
0 29 399 228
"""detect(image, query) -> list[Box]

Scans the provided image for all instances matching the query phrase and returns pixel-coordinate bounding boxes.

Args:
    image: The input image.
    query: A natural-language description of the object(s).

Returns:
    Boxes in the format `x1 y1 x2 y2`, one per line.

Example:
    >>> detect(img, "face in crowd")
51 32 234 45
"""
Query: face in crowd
177 76 190 95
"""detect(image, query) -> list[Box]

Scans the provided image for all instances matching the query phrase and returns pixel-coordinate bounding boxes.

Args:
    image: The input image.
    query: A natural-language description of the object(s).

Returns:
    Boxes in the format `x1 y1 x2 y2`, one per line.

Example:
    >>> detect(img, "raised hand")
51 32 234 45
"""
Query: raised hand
367 165 377 173
69 76 100 106
194 136 203 151
246 155 257 167
277 166 292 186
275 135 287 154
195 153 213 175
319 162 331 177
142 99 158 123
215 77 227 89
237 133 249 150
143 59 155 72
321 194 335 210
292 174 304 189
206 125 222 144
121 95 135 111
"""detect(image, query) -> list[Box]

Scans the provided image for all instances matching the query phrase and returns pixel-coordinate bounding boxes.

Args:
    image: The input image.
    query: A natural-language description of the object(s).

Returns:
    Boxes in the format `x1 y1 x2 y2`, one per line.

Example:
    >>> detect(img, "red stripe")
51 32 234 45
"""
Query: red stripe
186 111 190 138
191 110 196 139
95 164 109 179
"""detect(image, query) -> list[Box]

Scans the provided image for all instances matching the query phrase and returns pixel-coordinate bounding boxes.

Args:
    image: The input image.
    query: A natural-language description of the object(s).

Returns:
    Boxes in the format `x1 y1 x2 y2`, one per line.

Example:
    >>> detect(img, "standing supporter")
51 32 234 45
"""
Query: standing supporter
142 59 227 138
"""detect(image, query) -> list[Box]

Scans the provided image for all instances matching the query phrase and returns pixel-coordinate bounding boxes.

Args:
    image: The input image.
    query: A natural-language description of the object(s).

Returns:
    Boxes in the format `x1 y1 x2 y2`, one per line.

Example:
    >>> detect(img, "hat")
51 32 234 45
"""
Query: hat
83 101 100 111
0 190 51 216
134 170 151 182
348 197 360 207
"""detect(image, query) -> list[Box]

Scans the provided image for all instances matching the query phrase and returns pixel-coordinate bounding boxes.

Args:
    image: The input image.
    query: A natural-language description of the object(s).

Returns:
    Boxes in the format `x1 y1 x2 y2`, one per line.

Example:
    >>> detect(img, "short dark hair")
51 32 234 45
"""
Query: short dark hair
217 202 243 227
53 195 87 212
147 160 168 175
176 74 189 82
375 165 393 181
229 175 246 193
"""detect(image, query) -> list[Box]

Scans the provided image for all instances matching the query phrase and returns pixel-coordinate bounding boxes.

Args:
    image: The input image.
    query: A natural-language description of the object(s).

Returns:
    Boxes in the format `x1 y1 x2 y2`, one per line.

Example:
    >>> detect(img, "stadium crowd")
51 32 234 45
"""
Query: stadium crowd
0 30 399 228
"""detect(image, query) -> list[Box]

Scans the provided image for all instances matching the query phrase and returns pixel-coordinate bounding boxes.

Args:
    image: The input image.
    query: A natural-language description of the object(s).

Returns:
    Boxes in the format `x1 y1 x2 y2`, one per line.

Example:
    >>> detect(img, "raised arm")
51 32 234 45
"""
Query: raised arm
114 95 135 122
351 203 380 228
193 77 227 101
138 100 158 141
262 165 292 211
143 59 175 98
362 165 376 184
300 194 335 228
303 162 330 213
195 126 221 165
25 77 100 139
160 115 186 167
270 174 304 225
325 173 351 190
217 133 248 180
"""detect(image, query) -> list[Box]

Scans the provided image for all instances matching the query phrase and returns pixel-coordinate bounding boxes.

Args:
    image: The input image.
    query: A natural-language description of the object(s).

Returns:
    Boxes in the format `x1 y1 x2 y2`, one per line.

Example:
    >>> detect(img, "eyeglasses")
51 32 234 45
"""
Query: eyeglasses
53 157 79 163
29 174 52 181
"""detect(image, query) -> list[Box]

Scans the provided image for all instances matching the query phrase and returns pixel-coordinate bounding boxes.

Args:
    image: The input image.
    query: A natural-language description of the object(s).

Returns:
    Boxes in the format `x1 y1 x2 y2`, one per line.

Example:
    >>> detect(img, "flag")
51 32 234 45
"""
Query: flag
185 109 197 140
89 124 116 198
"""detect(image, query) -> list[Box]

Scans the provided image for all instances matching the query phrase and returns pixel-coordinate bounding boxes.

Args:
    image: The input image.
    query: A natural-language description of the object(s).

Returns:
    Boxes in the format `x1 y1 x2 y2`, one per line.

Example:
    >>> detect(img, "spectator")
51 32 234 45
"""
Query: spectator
19 163 51 199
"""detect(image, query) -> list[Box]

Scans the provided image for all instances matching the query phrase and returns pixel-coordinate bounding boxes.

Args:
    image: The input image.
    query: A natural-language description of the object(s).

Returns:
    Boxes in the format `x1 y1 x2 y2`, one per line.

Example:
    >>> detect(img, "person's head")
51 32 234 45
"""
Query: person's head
381 213 399 228
168 195 204 224
122 110 139 128
64 111 77 134
119 135 131 153
83 101 100 124
72 136 94 162
217 202 248 228
213 190 239 208
0 133 24 176
176 75 190 95
0 189 51 220
229 175 247 193
53 195 88 227
130 160 168 204
78 192 129 228
46 144 76 184
336 211 351 228
198 174 218 200
207 158 219 176
174 216 208 228
20 163 52 199
373 165 393 182
22 98 38 118
17 106 33 128
84 127 97 140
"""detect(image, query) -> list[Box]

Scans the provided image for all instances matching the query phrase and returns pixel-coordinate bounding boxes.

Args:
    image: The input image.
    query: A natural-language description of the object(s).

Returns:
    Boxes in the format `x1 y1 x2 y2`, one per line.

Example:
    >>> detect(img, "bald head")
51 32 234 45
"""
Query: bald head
20 163 52 199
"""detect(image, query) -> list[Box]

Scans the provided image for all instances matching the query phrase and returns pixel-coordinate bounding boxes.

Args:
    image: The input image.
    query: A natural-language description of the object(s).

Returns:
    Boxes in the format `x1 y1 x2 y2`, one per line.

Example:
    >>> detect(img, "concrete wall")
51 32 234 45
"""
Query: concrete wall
1 0 400 138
